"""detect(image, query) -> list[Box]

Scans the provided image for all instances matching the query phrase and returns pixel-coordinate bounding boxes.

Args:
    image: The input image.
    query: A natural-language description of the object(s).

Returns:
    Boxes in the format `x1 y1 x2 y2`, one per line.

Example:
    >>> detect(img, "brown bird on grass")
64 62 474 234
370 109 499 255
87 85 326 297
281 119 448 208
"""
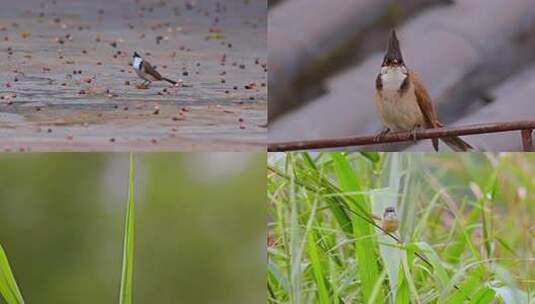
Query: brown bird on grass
381 207 400 234
374 30 472 151
371 207 400 234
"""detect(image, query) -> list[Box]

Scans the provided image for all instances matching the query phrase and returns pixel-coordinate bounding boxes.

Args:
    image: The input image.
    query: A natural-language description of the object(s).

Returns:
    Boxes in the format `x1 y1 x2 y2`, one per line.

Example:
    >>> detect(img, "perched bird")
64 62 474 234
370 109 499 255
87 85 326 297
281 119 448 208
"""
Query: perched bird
132 52 177 87
374 30 472 151
381 207 400 234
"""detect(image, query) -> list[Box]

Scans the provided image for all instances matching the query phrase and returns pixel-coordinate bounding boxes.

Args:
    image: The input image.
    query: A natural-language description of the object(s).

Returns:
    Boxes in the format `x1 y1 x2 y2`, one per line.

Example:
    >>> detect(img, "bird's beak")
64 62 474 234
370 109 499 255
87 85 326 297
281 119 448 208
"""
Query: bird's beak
384 30 404 65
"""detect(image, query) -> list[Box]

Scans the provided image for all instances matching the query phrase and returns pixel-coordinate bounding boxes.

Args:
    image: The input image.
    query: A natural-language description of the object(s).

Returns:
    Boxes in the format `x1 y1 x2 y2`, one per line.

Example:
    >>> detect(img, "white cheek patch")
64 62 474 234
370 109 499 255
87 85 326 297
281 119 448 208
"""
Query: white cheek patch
382 68 407 91
133 57 143 70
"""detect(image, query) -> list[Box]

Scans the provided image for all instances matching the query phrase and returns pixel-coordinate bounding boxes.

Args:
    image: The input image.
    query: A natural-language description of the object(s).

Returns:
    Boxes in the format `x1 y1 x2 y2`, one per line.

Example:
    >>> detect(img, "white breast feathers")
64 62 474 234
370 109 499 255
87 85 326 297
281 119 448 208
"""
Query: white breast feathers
380 66 407 92
133 57 143 70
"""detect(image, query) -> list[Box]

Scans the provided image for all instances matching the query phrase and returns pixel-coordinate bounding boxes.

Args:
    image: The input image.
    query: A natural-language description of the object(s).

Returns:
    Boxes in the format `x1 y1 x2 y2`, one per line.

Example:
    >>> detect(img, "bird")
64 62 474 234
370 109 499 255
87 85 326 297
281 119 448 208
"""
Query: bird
381 207 400 234
374 30 472 151
131 52 177 88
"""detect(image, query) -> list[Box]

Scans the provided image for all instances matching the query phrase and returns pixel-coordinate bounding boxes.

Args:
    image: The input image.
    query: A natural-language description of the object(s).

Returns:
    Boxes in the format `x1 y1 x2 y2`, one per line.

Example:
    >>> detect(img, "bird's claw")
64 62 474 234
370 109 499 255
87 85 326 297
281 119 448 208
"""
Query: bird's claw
409 126 421 143
136 81 151 89
374 128 391 143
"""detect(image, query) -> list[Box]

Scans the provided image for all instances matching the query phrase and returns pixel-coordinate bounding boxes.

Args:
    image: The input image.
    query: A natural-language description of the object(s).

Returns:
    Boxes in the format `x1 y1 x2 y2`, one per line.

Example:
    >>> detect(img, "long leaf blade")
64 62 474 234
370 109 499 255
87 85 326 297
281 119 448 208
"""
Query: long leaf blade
120 153 136 304
0 244 24 304
331 153 383 303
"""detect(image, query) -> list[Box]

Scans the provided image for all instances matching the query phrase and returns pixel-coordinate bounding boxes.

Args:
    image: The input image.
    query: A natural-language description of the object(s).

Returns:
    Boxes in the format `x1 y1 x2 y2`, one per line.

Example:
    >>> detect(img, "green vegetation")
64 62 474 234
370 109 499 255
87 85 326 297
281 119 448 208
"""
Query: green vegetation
0 153 265 303
0 155 138 304
0 245 24 304
119 154 136 304
0 154 137 304
268 152 535 303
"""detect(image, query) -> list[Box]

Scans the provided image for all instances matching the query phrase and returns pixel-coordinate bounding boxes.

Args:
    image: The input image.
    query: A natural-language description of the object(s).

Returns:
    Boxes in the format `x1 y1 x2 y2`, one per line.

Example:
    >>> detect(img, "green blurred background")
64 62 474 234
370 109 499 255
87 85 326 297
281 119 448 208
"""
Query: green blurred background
0 153 266 304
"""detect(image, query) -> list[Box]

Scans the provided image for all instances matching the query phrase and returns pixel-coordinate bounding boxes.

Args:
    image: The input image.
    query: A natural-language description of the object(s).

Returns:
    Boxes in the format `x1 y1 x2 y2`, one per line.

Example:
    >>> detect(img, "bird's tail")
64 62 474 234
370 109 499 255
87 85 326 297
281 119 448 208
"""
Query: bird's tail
162 77 177 85
440 136 473 151
431 138 439 151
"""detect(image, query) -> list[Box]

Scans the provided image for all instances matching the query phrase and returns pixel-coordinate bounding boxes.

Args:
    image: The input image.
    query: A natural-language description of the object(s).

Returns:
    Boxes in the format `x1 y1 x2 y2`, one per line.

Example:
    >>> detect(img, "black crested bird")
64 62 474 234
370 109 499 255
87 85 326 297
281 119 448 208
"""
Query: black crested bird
374 30 472 151
132 51 177 87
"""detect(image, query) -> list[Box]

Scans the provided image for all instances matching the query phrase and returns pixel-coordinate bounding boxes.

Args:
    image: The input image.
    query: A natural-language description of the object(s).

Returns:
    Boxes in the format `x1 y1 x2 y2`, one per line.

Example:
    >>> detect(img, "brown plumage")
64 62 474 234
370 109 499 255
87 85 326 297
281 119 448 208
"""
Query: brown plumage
382 207 399 234
142 61 176 84
132 52 176 87
375 30 472 151
143 61 162 79
412 73 472 151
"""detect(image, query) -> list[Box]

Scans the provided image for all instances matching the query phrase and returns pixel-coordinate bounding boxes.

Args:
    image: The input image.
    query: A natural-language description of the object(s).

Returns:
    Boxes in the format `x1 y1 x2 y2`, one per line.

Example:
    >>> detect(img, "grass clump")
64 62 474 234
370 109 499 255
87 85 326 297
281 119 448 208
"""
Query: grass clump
268 152 535 304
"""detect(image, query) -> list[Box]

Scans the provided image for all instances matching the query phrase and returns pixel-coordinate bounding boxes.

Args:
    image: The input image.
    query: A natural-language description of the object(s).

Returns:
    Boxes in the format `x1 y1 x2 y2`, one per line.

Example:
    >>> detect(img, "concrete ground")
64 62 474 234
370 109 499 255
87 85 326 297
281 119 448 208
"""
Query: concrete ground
0 0 267 151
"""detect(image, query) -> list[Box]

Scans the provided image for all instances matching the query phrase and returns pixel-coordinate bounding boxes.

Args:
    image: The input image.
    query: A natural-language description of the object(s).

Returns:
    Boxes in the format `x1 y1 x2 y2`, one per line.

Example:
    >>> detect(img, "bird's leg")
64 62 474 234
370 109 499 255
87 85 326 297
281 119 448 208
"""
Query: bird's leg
409 125 422 143
374 127 391 143
137 80 150 89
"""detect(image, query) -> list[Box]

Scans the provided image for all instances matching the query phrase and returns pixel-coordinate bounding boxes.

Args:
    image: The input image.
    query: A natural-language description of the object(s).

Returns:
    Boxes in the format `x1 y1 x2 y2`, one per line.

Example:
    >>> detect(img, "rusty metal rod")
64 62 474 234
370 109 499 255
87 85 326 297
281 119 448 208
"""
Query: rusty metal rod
268 120 535 151
522 129 534 152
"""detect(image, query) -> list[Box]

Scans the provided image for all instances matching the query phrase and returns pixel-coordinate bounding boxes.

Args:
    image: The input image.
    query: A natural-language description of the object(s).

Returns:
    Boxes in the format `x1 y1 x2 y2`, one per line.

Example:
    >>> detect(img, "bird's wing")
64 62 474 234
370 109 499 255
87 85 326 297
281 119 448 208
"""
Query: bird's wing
143 61 163 80
411 72 440 151
411 72 439 128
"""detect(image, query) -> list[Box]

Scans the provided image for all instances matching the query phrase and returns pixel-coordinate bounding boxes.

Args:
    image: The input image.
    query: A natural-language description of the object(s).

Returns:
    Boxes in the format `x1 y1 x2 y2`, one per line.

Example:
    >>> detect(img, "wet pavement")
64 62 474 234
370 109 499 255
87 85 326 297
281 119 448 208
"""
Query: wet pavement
0 0 267 151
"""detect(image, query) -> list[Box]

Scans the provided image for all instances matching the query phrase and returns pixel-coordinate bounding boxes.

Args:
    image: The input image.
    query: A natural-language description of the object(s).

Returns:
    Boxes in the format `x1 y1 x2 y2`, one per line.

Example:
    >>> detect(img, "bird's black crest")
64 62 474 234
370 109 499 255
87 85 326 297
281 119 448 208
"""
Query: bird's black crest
382 30 404 66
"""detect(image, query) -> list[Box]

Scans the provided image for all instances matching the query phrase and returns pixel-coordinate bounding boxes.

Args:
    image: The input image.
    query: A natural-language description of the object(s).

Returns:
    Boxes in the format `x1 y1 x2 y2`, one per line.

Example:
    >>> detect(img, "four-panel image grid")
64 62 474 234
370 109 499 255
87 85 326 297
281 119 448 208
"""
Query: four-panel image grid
0 0 534 303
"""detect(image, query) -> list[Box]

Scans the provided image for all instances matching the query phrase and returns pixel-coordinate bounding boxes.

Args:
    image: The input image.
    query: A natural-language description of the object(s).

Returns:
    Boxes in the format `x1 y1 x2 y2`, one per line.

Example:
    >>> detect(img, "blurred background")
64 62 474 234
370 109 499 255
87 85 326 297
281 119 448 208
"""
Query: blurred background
268 0 535 151
0 153 265 303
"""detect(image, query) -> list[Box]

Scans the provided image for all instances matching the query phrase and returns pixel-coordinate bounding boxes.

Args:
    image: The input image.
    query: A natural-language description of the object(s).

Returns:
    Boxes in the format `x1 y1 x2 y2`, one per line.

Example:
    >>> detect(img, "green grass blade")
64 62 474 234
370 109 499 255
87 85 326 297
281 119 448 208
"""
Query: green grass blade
470 286 496 304
307 227 329 304
0 245 24 304
268 260 288 300
297 155 353 236
301 185 329 304
287 154 303 304
415 242 449 288
400 245 420 304
443 271 480 304
443 203 481 264
119 153 135 304
331 153 383 303
367 270 387 304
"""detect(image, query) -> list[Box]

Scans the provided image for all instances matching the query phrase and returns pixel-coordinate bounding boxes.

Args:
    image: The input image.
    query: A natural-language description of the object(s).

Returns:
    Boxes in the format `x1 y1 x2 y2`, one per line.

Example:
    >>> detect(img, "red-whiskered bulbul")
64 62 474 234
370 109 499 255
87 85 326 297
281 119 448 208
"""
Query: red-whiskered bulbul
374 30 472 151
132 52 177 87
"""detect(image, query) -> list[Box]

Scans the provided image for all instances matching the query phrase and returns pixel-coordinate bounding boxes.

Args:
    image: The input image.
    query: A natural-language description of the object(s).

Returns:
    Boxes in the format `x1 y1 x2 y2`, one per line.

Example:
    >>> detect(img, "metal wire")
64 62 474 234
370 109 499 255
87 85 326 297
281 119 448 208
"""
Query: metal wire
268 120 535 152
